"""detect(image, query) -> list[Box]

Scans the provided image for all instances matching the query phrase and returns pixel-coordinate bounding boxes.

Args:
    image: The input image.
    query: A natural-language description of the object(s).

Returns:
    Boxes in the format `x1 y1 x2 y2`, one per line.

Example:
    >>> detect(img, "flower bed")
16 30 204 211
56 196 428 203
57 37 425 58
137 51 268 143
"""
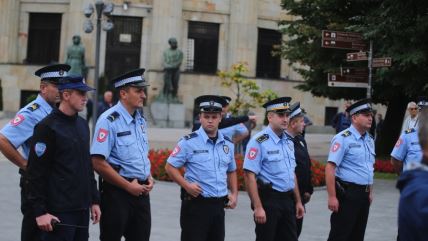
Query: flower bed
149 149 327 190
374 159 395 173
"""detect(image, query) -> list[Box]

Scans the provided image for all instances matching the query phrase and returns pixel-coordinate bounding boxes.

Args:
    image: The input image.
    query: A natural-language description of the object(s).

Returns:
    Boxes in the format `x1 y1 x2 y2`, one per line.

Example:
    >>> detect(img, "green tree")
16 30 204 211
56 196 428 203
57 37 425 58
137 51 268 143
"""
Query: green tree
218 62 278 115
279 0 428 156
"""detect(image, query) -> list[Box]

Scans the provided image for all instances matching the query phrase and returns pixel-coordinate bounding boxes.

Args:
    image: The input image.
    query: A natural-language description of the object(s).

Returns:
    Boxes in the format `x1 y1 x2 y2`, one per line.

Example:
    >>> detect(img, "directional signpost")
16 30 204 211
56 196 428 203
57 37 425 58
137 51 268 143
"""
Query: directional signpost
328 73 368 88
346 52 368 62
322 30 368 51
372 57 392 67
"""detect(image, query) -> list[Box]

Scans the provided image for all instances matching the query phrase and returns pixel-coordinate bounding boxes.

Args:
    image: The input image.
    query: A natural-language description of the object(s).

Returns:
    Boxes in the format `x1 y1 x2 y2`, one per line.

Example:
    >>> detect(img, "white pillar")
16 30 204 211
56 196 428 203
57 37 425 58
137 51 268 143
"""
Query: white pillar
0 0 19 63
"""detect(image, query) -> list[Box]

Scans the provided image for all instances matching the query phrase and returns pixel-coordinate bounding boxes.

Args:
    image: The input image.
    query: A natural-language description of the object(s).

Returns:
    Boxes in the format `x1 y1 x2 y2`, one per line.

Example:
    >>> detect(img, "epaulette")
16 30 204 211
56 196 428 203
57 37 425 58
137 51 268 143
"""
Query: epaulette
341 130 351 137
107 111 120 122
27 103 40 112
256 134 269 143
405 128 416 134
223 136 233 143
184 132 198 140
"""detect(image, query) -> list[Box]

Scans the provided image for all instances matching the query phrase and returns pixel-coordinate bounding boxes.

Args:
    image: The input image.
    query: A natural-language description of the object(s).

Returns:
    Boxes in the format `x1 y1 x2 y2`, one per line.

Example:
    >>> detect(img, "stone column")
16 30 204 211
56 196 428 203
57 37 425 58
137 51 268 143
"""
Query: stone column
228 0 258 76
0 0 19 63
149 0 183 70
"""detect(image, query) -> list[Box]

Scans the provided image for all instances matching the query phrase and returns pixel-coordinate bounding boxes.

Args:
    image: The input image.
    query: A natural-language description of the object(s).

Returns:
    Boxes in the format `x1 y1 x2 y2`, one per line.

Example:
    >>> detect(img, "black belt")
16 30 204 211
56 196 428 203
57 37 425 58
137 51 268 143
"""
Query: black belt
180 188 228 203
122 177 149 185
337 179 371 192
259 187 294 199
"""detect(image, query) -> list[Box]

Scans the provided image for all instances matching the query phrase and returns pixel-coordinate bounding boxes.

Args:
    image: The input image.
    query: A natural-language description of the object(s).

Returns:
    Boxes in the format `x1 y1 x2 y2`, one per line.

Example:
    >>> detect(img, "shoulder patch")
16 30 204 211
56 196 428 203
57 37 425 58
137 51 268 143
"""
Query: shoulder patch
223 135 233 143
341 130 351 137
405 128 416 134
184 132 198 140
107 111 120 122
256 134 269 143
27 103 40 112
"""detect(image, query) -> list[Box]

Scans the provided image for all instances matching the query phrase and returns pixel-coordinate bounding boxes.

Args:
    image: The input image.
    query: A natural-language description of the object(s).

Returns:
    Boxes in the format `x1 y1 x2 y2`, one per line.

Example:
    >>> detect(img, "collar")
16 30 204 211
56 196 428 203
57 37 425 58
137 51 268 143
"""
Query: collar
285 130 296 138
197 126 224 144
52 108 78 121
349 124 368 140
116 101 135 124
36 94 54 114
266 125 283 144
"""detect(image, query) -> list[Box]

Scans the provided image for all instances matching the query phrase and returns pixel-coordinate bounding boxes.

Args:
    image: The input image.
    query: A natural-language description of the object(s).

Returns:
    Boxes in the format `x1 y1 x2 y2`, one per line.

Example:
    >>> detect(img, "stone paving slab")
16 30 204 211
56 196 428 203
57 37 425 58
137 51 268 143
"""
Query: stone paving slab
0 160 398 241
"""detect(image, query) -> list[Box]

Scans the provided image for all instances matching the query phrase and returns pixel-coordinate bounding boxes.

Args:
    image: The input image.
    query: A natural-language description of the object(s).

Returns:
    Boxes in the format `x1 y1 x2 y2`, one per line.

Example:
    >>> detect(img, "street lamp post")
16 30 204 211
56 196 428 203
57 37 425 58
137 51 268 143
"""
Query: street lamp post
83 0 114 130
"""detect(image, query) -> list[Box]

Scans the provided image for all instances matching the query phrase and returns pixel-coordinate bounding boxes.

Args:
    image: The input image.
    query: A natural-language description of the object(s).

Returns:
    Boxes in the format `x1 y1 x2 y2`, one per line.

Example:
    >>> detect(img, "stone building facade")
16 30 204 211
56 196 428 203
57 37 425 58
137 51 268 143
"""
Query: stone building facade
0 0 382 126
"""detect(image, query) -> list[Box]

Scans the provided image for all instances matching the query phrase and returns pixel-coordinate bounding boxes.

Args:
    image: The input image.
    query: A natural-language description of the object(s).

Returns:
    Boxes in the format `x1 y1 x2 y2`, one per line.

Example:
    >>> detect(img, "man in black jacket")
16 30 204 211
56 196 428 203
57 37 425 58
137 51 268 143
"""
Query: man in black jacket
26 75 101 241
286 102 313 237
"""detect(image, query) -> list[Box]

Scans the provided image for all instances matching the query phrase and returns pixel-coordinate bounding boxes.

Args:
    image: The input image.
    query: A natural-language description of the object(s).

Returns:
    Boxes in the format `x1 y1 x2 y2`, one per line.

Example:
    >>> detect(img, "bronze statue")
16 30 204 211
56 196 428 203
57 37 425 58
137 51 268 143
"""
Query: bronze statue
66 35 87 77
162 37 183 102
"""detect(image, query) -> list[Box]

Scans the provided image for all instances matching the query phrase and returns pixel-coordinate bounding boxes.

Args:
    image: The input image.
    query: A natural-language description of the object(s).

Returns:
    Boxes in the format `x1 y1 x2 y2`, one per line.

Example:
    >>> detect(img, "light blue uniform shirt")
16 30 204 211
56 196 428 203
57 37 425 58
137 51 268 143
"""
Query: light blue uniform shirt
391 128 422 171
219 123 248 140
243 125 296 192
167 127 236 198
90 101 151 181
328 124 375 185
0 94 52 159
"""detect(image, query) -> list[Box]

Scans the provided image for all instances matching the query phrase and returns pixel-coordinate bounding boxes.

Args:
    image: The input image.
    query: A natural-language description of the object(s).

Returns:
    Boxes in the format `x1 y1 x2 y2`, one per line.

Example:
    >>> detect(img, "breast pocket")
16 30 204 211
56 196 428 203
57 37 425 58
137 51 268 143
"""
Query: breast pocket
264 155 285 175
116 135 140 160
188 153 212 171
219 152 232 170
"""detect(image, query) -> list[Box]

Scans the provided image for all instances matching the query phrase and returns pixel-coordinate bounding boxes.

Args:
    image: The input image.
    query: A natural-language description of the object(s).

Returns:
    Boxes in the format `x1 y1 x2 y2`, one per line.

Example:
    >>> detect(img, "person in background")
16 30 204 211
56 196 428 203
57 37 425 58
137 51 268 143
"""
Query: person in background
332 102 351 134
97 90 114 118
375 113 384 140
401 101 419 132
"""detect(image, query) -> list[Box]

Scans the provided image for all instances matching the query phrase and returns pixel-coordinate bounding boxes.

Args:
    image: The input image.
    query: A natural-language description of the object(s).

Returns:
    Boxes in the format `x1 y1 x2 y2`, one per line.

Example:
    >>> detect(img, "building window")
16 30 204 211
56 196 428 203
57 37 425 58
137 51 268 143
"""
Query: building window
26 13 62 64
256 28 282 79
186 21 219 74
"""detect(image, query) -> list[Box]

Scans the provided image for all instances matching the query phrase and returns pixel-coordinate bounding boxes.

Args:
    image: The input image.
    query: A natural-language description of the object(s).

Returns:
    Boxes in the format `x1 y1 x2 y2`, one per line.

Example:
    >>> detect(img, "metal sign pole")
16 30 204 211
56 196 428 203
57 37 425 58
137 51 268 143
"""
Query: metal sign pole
367 40 373 99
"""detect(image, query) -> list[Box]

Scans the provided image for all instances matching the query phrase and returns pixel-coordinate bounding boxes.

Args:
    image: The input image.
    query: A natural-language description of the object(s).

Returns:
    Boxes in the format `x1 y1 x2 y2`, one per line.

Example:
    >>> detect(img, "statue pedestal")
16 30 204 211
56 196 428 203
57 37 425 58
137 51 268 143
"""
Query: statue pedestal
150 101 185 128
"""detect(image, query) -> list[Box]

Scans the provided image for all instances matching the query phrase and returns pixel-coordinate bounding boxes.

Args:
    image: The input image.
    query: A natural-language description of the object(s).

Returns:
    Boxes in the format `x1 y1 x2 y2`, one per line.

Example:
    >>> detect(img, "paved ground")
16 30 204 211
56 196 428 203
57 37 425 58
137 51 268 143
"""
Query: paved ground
0 116 399 240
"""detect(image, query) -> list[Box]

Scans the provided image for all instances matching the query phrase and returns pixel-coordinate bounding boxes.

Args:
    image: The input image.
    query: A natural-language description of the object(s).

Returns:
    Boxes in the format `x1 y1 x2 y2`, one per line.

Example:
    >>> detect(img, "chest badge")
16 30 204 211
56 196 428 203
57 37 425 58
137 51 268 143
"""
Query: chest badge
34 142 46 157
223 145 229 154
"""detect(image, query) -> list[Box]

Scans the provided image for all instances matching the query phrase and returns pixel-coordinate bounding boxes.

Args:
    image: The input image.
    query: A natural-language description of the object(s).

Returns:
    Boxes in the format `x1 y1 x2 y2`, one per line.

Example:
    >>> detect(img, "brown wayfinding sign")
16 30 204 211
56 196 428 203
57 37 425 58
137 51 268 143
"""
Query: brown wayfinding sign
328 73 368 88
372 57 392 67
322 30 367 51
346 52 368 62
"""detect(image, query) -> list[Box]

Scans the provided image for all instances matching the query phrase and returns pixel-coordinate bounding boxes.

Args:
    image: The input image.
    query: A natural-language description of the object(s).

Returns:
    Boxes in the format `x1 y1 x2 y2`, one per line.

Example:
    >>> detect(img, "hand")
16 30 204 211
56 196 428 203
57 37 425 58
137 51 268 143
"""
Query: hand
295 202 305 219
142 177 155 195
328 196 339 212
35 213 59 232
91 204 101 224
249 115 257 122
184 182 202 197
253 206 266 224
126 179 145 196
303 192 311 204
225 193 237 209
369 191 373 205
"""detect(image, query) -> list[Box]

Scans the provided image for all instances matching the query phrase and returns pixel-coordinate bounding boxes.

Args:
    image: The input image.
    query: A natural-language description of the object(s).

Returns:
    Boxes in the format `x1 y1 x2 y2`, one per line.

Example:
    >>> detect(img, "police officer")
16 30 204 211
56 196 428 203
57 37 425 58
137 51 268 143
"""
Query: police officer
165 95 238 241
326 99 375 241
90 69 154 241
391 96 428 174
243 97 304 241
0 64 70 241
26 75 100 240
219 96 249 143
396 108 428 240
286 102 313 237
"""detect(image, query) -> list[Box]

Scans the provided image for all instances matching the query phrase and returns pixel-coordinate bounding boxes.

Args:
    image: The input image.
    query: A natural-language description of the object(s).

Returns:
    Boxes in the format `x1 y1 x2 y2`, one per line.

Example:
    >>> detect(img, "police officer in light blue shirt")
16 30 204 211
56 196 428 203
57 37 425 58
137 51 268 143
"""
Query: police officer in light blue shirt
165 95 238 241
0 64 70 241
391 96 428 174
326 99 375 241
91 68 153 241
243 97 304 241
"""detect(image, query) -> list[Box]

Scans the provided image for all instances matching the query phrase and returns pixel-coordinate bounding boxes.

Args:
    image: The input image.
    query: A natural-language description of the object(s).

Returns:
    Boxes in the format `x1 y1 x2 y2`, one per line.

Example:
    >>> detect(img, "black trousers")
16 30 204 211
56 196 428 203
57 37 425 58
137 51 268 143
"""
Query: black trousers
328 183 370 241
20 173 41 241
100 181 151 241
180 197 226 241
255 190 297 241
296 215 303 238
40 210 89 241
